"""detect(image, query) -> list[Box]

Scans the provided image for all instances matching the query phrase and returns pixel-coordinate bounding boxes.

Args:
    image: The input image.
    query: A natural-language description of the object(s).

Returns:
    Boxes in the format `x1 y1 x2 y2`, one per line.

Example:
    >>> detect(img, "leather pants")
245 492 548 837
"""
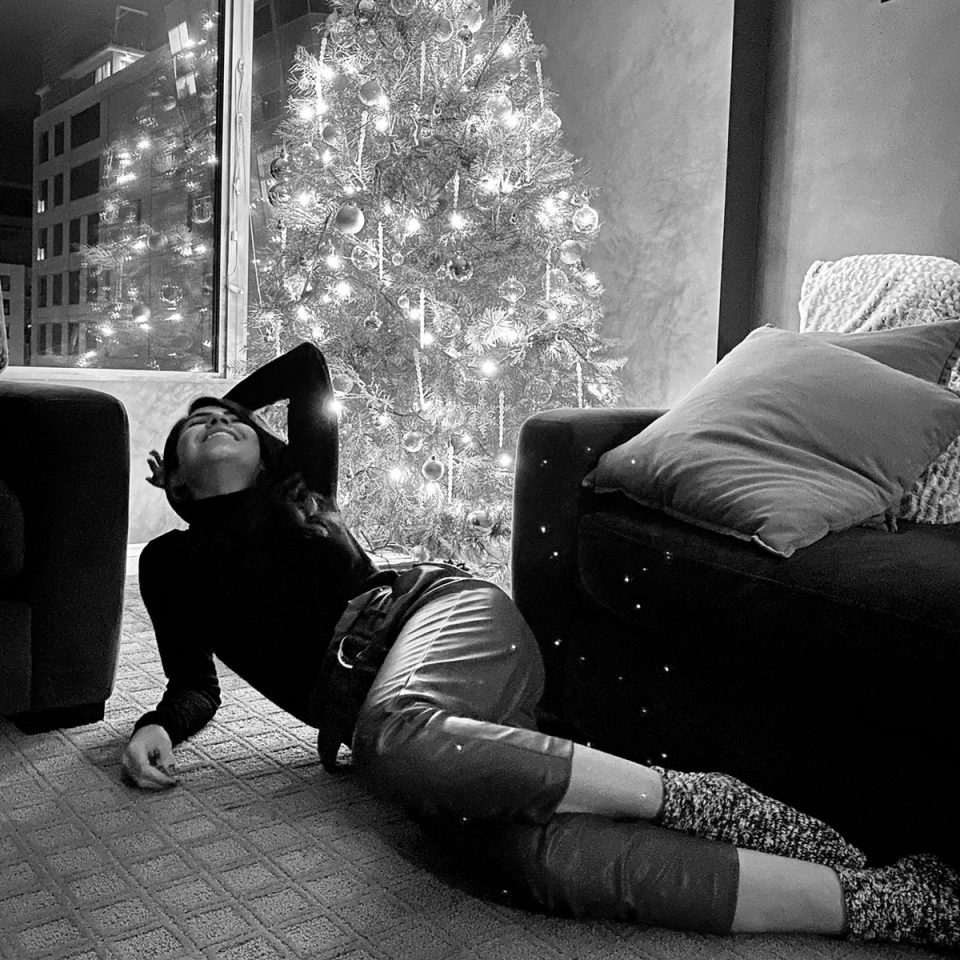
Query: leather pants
352 581 739 934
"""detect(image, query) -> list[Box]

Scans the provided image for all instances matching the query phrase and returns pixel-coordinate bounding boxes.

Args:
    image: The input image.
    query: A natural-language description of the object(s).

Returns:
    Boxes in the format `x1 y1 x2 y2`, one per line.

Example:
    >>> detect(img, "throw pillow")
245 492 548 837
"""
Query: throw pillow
798 253 960 523
585 326 960 557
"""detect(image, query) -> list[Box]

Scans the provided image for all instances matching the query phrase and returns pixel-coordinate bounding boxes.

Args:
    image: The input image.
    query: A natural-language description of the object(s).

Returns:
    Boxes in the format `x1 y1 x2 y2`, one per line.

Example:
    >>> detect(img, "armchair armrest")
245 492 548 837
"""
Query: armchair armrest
0 381 129 713
512 407 664 709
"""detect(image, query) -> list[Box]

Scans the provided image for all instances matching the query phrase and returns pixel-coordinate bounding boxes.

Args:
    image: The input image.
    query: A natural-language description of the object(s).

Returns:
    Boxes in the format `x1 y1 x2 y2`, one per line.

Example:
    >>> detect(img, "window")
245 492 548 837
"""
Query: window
39 130 49 163
0 274 9 292
86 267 99 302
68 322 80 354
87 212 100 246
120 199 142 224
53 173 64 206
52 223 63 257
70 103 100 148
37 276 47 307
276 0 309 25
102 269 111 300
37 179 48 214
52 274 62 306
38 324 47 354
69 270 80 305
95 60 113 83
70 158 99 201
54 122 64 155
69 218 81 252
2 299 9 318
51 324 62 353
37 228 47 261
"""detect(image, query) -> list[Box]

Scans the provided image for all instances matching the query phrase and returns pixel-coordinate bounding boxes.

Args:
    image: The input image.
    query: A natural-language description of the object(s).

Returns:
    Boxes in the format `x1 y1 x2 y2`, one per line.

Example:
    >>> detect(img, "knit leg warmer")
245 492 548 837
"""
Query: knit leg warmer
652 768 866 869
836 854 960 950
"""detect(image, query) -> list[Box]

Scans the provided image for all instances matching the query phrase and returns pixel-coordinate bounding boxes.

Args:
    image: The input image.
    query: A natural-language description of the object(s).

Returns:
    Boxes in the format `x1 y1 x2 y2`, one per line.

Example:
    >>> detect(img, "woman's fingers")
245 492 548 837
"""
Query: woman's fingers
121 745 179 790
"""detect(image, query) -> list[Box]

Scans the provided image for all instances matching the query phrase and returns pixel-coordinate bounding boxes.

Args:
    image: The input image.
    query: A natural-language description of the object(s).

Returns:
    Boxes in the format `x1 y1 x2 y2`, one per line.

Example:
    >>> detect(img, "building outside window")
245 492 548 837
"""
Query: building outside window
86 267 99 302
37 276 47 307
38 130 49 164
53 122 64 155
87 212 99 246
37 179 47 214
52 222 63 257
51 324 62 353
52 273 62 306
53 173 63 206
69 270 80 305
69 217 81 253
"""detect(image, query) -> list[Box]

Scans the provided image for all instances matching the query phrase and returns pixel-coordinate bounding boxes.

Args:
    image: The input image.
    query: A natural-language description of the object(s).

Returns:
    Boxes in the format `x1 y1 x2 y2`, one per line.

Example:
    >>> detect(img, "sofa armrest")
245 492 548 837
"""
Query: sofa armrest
512 407 664 709
0 380 129 711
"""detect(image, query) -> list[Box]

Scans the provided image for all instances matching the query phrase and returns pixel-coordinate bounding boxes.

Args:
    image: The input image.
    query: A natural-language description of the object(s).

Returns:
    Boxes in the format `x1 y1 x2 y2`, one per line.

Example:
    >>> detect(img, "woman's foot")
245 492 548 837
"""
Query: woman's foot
837 854 960 949
653 768 867 869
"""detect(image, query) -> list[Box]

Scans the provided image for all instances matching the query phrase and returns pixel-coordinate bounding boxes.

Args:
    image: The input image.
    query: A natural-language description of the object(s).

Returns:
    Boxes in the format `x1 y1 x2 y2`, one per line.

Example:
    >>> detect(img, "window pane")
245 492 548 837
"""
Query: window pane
51 323 62 352
8 0 224 370
70 103 101 149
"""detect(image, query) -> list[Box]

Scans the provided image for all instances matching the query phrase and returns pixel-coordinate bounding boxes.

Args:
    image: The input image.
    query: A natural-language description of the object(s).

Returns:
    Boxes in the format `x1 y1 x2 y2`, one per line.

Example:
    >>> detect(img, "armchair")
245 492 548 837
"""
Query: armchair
0 380 129 731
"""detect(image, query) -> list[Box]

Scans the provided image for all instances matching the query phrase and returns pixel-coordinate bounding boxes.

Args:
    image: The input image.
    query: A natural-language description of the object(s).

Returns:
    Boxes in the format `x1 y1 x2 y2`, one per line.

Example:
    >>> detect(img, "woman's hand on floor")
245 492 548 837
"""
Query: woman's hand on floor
122 724 179 790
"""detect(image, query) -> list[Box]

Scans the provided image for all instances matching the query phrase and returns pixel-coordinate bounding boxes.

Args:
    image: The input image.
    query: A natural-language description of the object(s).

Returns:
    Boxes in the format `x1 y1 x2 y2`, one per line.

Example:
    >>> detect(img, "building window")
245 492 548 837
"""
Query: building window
37 228 47 261
37 179 48 214
86 267 99 302
53 173 64 206
52 274 62 306
37 276 47 307
2 299 9 318
52 222 63 257
102 269 111 300
39 130 49 163
71 103 101 148
54 122 65 156
95 60 113 83
51 324 62 353
0 274 9 292
87 212 100 246
70 158 100 201
69 217 82 252
69 270 80 305
68 322 81 354
38 324 47 354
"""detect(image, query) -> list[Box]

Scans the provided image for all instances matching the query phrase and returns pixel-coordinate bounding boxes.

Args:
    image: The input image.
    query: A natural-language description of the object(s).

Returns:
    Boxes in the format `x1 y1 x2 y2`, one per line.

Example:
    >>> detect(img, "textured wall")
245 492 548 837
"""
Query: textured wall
756 0 960 330
517 0 734 406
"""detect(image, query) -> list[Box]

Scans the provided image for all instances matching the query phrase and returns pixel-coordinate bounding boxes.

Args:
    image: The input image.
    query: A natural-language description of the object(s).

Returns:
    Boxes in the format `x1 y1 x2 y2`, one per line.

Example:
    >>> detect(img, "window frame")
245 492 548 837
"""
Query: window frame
8 2 252 381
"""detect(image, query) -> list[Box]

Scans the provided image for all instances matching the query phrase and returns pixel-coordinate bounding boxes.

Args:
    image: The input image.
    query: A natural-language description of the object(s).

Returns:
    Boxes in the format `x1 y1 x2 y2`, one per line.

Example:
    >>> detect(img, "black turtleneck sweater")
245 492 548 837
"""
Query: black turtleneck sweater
133 344 384 745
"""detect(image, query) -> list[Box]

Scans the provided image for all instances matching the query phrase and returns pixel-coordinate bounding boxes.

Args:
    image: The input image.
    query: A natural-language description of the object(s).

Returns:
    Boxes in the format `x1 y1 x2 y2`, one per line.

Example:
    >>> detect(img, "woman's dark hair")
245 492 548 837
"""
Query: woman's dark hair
162 396 292 522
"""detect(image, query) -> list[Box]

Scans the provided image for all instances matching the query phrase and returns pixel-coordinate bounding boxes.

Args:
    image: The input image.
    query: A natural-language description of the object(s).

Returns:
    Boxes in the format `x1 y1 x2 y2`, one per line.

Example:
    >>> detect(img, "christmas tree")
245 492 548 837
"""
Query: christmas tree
248 0 624 581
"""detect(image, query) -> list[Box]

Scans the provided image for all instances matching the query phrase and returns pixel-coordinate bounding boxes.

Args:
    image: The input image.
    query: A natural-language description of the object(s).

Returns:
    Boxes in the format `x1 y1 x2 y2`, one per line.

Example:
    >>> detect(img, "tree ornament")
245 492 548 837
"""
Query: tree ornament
131 303 151 323
543 268 568 295
351 244 378 270
328 16 355 40
421 457 445 481
357 0 377 14
191 194 215 223
268 183 289 207
462 4 484 33
466 507 495 533
433 16 454 41
321 122 342 145
359 79 385 106
499 277 526 303
447 255 473 282
457 26 473 43
335 204 365 234
147 232 168 251
559 239 585 264
269 154 287 179
364 311 383 329
472 181 499 212
538 108 562 134
391 251 405 267
159 283 181 305
390 0 416 14
401 430 425 452
484 92 513 121
292 142 321 165
332 372 355 394
572 204 600 232
397 294 411 311
161 96 177 112
500 55 523 81
525 378 553 404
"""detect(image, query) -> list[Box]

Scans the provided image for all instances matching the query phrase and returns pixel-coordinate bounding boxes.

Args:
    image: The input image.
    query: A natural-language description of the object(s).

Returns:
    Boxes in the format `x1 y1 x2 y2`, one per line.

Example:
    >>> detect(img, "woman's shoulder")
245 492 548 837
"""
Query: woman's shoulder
140 529 189 568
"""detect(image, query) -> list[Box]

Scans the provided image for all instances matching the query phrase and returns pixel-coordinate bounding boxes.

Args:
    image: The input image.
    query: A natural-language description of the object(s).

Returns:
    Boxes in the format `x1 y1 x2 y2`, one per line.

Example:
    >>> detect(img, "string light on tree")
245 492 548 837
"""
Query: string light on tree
246 0 624 583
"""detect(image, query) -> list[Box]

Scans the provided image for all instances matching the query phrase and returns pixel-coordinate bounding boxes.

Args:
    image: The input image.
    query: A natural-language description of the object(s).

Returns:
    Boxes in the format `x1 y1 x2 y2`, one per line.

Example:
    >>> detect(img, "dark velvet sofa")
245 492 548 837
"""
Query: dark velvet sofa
512 407 960 867
0 380 129 732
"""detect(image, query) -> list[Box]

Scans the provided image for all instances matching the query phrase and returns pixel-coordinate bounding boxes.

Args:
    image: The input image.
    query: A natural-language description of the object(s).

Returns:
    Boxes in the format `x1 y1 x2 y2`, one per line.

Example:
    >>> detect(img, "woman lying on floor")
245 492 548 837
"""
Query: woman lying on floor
122 342 959 951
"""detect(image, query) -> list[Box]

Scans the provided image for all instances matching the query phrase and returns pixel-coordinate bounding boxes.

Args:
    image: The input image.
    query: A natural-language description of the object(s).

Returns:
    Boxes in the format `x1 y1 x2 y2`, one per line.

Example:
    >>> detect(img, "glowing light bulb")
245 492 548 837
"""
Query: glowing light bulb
168 312 182 322
500 41 516 57
502 111 520 129
584 270 598 286
343 184 355 196
137 137 151 150
194 244 207 255
330 399 344 415
405 216 421 234
297 191 313 207
480 359 498 377
100 325 115 337
374 115 389 133
450 212 467 230
325 252 342 270
132 239 147 252
498 452 513 467
542 197 558 216
311 325 323 338
334 280 352 298
321 149 333 164
546 309 559 321
299 105 316 121
389 467 404 482
296 305 310 320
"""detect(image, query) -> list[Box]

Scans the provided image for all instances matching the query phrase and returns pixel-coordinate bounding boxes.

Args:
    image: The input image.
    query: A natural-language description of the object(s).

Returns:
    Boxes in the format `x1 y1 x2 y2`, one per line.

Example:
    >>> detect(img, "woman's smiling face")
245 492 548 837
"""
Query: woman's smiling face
174 405 262 496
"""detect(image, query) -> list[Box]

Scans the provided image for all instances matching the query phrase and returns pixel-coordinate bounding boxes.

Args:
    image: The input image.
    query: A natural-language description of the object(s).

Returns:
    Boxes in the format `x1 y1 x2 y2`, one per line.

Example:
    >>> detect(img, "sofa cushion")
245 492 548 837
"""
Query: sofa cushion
799 254 960 524
585 326 960 557
0 476 24 579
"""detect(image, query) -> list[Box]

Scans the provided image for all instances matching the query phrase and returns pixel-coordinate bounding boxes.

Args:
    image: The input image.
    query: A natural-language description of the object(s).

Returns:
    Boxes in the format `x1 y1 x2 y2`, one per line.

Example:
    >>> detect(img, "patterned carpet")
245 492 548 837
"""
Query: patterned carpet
0 579 938 960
